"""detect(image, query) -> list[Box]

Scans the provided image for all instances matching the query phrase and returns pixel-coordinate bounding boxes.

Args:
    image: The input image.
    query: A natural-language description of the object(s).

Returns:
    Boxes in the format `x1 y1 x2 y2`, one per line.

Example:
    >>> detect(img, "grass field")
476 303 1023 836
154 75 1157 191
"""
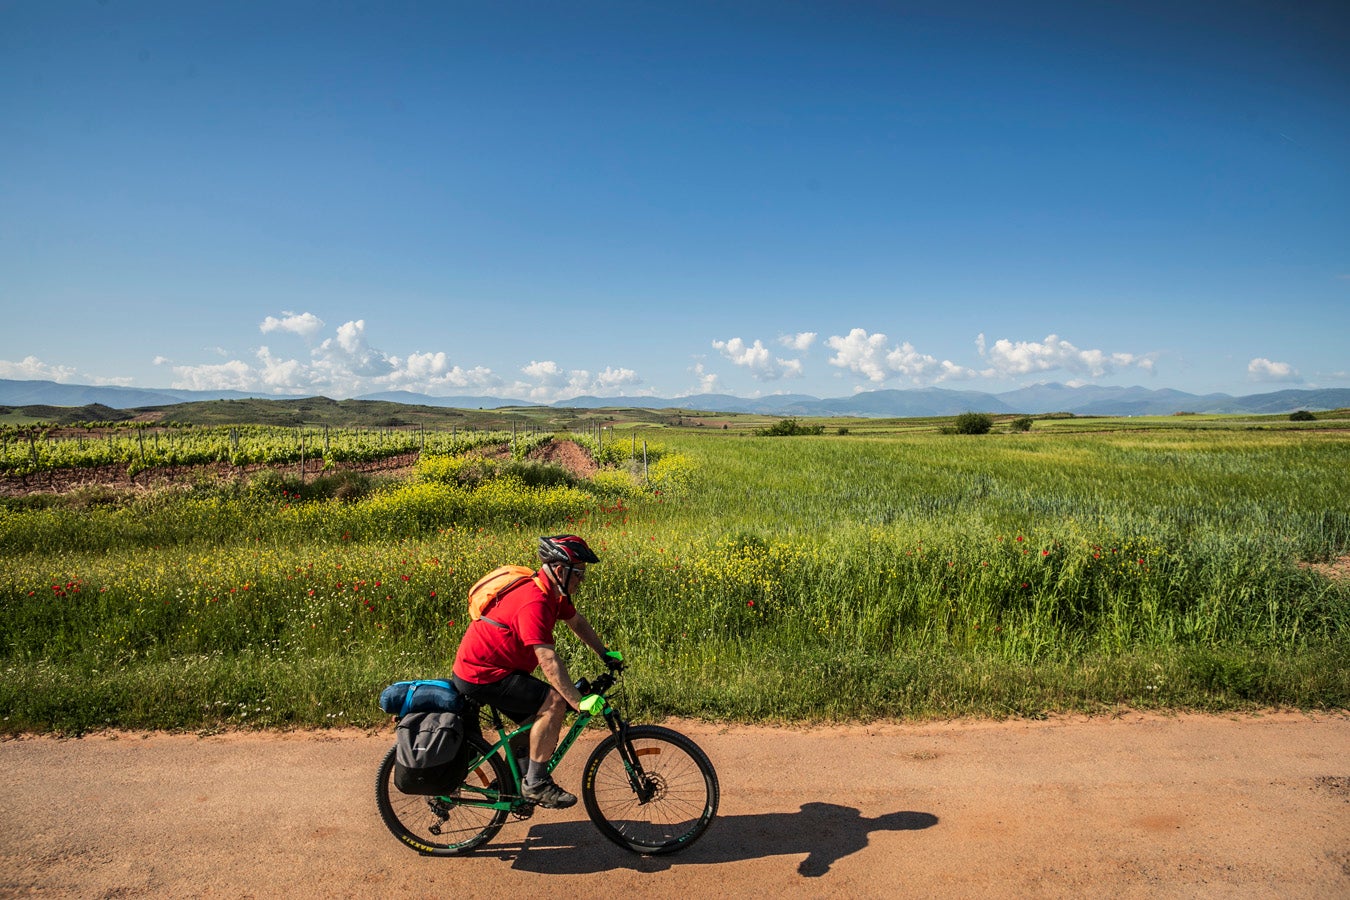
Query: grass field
2 417 1347 733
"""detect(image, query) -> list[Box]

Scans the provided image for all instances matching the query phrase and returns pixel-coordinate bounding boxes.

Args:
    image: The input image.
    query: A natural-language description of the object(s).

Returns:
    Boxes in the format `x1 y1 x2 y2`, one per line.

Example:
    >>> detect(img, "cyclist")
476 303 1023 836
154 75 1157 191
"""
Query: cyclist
451 534 623 809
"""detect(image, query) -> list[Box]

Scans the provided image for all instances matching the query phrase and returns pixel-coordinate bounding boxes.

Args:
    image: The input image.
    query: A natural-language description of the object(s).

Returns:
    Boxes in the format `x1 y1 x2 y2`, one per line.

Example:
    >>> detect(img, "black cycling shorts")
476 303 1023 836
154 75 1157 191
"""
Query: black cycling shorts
452 671 551 724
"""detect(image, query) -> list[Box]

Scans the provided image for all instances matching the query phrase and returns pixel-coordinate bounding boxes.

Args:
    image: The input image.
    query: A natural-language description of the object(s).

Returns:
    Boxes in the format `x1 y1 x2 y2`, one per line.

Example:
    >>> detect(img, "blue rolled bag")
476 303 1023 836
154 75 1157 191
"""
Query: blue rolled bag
379 679 465 717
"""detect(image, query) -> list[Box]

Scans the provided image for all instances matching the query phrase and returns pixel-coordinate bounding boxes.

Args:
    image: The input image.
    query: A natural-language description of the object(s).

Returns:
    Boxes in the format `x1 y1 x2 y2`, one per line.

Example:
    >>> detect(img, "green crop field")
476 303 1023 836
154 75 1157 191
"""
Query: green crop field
1 416 1347 733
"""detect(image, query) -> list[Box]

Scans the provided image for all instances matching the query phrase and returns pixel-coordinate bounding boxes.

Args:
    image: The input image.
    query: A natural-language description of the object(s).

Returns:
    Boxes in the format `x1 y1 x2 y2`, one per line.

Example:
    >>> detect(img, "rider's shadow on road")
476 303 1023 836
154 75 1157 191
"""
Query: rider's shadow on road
500 802 938 876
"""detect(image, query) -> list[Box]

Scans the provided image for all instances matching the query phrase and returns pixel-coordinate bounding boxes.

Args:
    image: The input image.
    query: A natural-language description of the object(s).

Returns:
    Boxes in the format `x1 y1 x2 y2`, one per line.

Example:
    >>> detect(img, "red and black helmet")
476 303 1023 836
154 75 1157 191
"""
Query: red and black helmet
538 534 600 565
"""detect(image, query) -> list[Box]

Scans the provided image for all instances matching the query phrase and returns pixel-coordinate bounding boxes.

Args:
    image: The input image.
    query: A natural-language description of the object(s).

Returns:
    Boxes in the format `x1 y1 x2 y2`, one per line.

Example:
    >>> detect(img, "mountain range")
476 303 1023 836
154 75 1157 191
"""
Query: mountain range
2 378 1347 418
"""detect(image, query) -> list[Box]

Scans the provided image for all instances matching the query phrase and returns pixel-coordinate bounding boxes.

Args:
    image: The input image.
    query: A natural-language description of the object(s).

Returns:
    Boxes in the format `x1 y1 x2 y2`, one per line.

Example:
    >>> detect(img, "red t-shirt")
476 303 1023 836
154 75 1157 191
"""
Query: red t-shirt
453 570 577 684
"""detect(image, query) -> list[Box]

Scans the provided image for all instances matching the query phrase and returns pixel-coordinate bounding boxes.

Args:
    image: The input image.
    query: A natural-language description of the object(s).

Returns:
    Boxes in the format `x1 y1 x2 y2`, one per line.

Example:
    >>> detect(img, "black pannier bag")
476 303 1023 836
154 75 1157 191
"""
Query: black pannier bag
393 711 469 796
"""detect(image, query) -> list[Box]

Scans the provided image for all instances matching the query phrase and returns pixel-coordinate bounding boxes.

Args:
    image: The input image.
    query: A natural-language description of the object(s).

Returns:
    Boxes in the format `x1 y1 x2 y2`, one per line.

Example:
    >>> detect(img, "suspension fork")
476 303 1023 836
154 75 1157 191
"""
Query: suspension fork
601 707 656 803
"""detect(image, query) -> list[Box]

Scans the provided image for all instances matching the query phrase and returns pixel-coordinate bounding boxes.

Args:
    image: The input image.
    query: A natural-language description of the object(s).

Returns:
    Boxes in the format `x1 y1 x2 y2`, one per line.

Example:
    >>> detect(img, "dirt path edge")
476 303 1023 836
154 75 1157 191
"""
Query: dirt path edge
2 712 1347 898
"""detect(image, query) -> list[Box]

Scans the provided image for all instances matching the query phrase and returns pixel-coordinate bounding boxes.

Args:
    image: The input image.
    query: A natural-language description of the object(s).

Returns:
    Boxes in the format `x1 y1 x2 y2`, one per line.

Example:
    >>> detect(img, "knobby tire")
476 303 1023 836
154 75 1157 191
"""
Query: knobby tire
374 733 511 856
580 724 719 855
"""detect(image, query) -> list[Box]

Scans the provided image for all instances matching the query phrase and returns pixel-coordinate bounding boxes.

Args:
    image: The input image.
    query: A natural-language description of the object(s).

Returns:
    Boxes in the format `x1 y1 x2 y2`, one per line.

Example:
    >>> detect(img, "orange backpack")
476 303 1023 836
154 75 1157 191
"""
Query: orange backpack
467 565 543 621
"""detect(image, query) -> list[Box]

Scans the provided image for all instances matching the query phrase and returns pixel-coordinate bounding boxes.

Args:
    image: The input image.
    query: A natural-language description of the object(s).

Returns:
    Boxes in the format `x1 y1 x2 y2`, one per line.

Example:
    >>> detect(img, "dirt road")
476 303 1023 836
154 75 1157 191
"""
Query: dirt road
2 712 1347 898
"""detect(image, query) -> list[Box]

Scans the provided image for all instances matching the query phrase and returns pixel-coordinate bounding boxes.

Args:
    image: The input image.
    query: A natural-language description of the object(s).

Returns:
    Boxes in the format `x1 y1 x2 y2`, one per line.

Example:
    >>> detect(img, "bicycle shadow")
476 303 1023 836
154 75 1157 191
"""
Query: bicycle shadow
498 802 938 876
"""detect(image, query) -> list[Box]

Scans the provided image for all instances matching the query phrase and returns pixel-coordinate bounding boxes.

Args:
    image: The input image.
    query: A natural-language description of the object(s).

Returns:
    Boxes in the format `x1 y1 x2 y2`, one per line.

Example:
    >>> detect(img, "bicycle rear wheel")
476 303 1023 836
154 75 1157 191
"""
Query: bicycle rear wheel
581 724 719 855
375 733 510 855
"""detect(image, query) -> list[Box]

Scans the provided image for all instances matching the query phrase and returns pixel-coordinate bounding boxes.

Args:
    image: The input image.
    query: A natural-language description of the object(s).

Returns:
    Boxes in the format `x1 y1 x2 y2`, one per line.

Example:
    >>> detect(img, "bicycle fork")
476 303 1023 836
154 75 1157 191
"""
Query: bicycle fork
602 709 657 804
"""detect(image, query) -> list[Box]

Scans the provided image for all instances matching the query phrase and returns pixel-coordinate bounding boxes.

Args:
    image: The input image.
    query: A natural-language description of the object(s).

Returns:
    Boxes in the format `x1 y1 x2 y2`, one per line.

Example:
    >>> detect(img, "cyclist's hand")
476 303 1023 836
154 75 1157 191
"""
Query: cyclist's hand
602 649 625 672
578 694 606 715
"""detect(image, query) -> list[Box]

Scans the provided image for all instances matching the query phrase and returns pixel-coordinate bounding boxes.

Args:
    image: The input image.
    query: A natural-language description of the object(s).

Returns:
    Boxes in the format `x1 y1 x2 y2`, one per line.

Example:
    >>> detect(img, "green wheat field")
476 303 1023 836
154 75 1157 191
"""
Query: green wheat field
2 418 1347 733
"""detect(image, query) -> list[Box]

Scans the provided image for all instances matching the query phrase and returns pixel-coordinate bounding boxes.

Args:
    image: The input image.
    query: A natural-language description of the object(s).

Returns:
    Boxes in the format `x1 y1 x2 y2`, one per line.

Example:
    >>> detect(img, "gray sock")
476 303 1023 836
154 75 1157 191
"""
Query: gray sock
525 759 549 787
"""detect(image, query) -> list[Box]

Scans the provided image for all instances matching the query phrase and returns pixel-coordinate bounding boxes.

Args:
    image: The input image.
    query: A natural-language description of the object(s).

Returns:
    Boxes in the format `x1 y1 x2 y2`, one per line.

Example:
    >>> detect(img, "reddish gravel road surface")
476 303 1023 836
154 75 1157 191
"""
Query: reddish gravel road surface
2 712 1347 899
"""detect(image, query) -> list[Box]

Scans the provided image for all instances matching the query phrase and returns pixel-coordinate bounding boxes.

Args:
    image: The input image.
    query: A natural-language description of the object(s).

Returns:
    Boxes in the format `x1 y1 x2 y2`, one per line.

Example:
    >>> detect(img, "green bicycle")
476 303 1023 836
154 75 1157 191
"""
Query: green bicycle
374 669 719 856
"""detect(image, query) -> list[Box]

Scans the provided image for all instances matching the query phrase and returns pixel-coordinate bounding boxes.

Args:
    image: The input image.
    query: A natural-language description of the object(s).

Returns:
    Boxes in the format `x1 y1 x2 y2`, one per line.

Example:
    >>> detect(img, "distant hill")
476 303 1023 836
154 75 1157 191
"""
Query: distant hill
994 383 1237 416
799 388 1018 418
1201 388 1350 415
354 390 533 409
0 379 264 409
3 378 1349 419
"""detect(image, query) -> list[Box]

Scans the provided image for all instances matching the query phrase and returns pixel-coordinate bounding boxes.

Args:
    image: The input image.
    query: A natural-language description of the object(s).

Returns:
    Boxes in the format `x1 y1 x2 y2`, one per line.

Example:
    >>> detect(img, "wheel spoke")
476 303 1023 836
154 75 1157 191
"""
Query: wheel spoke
375 736 510 855
582 726 719 854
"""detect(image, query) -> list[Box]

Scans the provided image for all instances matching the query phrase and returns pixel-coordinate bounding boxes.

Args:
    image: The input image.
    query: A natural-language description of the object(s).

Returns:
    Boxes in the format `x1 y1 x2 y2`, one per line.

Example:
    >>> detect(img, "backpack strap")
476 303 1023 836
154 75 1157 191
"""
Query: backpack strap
474 574 543 624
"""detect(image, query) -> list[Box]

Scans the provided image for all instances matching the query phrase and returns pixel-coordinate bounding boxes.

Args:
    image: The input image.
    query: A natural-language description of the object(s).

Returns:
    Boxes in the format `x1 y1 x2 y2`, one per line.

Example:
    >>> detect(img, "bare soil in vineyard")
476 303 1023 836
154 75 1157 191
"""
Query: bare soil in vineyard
1302 555 1350 581
0 440 599 498
2 712 1347 898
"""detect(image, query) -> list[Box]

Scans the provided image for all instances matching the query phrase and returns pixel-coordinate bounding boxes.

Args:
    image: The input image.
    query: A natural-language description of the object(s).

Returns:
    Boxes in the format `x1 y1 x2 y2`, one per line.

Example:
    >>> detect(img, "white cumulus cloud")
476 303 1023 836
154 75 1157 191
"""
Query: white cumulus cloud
0 355 78 382
712 337 805 381
378 351 503 394
170 359 256 392
779 332 817 351
826 329 892 382
827 328 961 384
514 360 643 403
977 333 1154 378
148 315 661 400
1247 357 1302 383
690 362 720 394
523 360 565 382
313 319 395 385
256 347 308 391
596 366 640 389
261 311 325 340
885 342 940 379
436 366 500 390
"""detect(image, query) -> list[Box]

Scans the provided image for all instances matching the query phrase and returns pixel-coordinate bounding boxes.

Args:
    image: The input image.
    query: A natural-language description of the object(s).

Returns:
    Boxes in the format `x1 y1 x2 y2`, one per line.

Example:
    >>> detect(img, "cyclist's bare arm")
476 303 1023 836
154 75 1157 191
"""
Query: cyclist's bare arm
562 613 606 657
534 645 583 710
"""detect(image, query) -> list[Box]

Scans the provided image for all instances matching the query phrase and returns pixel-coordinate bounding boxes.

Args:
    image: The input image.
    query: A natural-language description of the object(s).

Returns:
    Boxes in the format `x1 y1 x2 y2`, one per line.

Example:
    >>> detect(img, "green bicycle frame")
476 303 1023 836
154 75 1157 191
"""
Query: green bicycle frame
451 696 627 812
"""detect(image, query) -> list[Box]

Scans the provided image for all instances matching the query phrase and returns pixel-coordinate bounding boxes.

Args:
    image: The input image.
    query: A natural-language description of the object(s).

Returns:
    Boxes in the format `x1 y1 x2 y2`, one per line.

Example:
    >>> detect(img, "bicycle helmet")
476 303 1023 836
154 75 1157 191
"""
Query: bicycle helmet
538 534 600 565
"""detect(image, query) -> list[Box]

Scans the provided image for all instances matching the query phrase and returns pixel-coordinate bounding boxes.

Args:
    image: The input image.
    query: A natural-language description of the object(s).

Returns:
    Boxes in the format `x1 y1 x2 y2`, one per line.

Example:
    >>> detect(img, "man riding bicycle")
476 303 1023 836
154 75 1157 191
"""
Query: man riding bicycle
452 534 622 809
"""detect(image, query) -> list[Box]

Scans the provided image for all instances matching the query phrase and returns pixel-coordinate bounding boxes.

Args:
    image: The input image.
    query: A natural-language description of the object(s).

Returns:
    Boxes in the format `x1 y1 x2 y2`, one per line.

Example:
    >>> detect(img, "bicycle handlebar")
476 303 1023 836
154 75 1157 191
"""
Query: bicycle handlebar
574 669 618 698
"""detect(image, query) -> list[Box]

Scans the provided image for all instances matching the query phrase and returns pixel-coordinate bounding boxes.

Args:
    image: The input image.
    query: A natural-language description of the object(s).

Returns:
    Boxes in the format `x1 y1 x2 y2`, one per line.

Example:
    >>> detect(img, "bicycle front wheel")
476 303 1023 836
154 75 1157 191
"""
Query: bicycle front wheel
375 733 510 855
581 724 719 855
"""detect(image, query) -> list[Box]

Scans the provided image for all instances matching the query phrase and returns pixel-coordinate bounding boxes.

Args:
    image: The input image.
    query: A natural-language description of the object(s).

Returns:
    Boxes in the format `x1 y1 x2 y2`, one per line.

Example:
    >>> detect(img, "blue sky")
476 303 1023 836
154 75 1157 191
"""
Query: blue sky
2 1 1347 403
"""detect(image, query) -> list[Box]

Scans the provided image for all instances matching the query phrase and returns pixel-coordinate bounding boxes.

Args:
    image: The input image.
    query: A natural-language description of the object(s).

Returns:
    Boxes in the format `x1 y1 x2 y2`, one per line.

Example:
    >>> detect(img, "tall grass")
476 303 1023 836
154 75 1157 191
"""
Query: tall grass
1 428 1346 732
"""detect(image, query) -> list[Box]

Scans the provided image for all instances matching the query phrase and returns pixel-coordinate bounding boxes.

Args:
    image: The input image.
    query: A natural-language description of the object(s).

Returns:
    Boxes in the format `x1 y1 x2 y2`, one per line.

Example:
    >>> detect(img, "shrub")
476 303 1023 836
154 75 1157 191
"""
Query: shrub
323 470 374 503
499 460 578 489
1009 417 1034 433
590 468 640 497
1290 410 1316 422
417 454 498 487
757 418 825 437
953 412 993 435
243 467 375 503
647 452 696 496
